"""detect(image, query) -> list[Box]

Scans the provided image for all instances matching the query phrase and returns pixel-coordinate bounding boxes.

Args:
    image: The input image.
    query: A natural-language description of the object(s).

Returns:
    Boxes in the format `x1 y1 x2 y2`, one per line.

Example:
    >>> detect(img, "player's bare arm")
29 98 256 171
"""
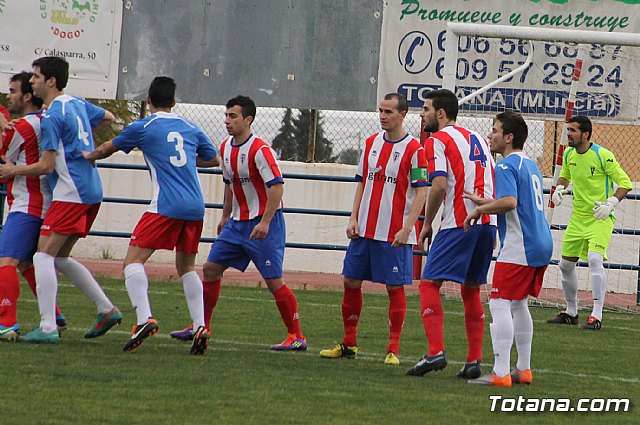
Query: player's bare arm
463 196 517 232
93 110 116 132
0 150 56 179
250 182 283 240
419 175 446 250
83 140 118 163
217 185 233 235
196 155 220 168
392 185 426 247
346 181 365 239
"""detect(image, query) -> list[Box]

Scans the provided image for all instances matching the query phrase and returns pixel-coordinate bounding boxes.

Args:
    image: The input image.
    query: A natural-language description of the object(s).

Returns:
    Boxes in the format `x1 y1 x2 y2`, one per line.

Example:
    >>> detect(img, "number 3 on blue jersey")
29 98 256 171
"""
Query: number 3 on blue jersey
468 134 487 167
168 131 187 167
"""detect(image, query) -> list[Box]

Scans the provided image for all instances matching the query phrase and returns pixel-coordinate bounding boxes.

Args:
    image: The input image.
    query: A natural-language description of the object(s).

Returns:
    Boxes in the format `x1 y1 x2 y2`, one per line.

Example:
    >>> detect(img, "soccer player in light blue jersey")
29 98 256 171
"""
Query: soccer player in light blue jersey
464 111 553 387
0 56 122 344
85 77 220 355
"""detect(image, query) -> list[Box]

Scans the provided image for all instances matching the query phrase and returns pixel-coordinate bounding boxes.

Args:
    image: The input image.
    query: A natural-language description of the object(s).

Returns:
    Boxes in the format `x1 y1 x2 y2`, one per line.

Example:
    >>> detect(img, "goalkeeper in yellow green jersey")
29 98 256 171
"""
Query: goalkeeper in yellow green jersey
548 116 632 330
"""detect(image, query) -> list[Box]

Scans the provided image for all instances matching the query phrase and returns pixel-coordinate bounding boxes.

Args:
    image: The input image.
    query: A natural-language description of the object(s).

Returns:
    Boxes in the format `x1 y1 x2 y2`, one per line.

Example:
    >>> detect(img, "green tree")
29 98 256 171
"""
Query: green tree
88 99 141 144
271 108 297 161
272 108 335 162
336 147 361 165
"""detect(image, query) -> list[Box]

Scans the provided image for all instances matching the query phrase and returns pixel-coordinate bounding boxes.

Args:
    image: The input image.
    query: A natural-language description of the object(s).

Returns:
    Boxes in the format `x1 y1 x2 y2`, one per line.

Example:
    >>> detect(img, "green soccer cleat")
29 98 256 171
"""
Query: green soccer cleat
22 327 60 344
0 324 20 342
84 307 123 338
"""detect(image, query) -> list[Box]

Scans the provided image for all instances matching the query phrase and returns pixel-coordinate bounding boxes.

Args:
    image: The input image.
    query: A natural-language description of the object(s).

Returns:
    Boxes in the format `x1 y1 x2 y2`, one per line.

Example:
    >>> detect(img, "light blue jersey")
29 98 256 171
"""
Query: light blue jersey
40 95 105 204
495 152 552 267
113 112 218 220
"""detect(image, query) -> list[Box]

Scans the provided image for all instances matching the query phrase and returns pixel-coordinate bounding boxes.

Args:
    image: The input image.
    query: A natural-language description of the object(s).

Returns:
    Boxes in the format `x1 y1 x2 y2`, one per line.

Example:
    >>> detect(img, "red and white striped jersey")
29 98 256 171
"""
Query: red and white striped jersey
0 112 51 219
220 134 284 221
355 132 427 244
426 126 496 230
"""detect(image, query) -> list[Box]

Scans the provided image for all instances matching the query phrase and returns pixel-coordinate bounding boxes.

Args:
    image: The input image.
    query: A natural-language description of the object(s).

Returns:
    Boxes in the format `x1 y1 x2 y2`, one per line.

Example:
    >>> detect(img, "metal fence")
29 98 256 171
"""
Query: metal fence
173 103 640 182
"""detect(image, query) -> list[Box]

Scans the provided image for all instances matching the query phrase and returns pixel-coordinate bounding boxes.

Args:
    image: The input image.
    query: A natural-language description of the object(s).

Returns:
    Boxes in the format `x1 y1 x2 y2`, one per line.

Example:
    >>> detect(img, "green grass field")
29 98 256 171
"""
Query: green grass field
2 277 638 425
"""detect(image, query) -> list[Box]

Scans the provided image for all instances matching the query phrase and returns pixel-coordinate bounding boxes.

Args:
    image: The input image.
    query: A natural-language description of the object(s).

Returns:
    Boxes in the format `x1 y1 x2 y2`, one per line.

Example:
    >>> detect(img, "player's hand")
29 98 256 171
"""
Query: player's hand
417 223 432 252
464 208 481 232
551 185 567 206
391 227 411 247
346 219 359 239
0 158 16 179
250 221 270 240
216 216 230 235
593 196 619 220
462 189 483 205
82 150 96 165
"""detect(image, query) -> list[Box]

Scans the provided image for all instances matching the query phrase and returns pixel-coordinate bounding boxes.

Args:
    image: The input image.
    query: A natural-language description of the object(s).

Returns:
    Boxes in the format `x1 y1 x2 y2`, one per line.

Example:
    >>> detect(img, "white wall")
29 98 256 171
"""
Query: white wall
50 152 640 295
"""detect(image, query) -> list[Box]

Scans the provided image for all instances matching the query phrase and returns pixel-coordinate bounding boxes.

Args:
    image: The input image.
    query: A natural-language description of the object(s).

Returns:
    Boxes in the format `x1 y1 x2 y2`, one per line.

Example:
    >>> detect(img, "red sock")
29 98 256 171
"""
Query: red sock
418 280 444 355
273 285 303 339
0 265 20 326
387 286 406 355
22 266 61 316
341 287 362 347
202 279 221 331
461 286 484 362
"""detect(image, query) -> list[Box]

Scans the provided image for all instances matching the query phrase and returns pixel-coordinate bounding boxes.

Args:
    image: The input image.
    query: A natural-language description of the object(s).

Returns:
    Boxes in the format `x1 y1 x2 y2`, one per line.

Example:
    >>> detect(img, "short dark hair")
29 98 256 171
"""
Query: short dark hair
567 115 592 140
10 72 44 109
226 95 256 120
31 56 69 90
148 76 176 108
495 111 528 149
424 89 458 121
383 92 408 113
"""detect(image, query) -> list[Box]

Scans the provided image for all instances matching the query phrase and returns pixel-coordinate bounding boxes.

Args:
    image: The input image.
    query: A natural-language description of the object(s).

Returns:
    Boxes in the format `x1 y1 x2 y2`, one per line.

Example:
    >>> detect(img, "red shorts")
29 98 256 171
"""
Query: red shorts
130 212 203 254
41 202 100 237
491 262 548 301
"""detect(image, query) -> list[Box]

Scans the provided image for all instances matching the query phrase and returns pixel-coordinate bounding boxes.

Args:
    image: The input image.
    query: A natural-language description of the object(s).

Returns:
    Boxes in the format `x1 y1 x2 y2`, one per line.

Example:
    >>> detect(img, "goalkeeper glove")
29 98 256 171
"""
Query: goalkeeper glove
551 185 567 206
593 196 619 220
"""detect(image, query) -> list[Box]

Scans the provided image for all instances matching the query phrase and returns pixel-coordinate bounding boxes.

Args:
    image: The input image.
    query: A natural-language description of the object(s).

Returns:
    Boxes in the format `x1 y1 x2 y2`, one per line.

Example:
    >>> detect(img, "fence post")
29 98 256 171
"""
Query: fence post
307 109 318 163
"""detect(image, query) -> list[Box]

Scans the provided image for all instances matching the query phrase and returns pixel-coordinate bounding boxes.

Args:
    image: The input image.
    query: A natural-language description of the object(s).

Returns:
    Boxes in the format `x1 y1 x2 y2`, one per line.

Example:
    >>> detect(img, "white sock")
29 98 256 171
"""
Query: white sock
488 298 513 378
511 299 533 371
181 271 205 328
124 263 152 325
559 259 579 316
588 252 606 320
33 252 58 333
55 257 114 313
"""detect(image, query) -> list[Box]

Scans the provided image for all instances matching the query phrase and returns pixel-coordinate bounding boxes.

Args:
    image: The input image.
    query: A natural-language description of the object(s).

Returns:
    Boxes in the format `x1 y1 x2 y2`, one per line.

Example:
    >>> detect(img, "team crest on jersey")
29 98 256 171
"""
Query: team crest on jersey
393 151 400 162
240 154 246 163
590 166 596 176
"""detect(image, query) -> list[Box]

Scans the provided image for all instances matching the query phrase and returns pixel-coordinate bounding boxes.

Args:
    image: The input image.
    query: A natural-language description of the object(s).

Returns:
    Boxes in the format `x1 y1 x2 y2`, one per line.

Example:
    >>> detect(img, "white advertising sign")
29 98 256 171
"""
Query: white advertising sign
378 0 640 121
0 0 123 99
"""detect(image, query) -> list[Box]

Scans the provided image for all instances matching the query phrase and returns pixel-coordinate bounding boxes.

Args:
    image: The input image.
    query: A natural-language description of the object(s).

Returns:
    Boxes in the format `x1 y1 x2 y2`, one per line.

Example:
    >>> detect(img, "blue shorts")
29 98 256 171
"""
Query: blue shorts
208 210 285 279
422 224 496 284
0 212 43 261
342 237 413 285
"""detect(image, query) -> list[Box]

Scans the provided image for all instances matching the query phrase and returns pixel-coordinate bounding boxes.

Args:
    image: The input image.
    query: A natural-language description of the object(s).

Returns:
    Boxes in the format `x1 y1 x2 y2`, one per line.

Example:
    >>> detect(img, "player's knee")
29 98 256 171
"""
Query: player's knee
559 258 577 274
202 261 223 281
587 252 605 271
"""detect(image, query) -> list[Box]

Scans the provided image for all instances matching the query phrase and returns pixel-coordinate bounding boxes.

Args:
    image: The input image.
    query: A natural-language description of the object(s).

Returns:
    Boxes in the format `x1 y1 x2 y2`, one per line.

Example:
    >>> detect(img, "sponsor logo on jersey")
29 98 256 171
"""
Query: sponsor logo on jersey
231 176 252 185
367 165 397 184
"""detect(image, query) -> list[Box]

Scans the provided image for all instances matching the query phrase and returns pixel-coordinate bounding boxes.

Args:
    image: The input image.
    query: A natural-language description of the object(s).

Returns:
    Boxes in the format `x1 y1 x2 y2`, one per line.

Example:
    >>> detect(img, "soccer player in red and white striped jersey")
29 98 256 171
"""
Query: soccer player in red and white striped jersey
0 72 64 341
172 95 306 351
406 89 497 378
320 93 427 365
